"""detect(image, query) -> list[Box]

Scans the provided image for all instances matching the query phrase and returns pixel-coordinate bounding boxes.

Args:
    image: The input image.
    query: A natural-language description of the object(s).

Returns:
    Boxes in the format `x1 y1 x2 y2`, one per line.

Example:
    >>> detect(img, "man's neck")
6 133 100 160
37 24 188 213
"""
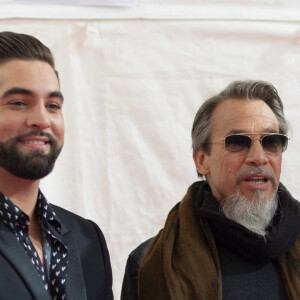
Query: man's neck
0 168 40 219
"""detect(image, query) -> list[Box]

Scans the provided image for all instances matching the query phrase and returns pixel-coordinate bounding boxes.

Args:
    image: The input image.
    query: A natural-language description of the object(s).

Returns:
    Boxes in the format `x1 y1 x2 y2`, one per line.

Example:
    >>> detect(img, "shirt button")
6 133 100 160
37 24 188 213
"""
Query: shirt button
24 237 30 244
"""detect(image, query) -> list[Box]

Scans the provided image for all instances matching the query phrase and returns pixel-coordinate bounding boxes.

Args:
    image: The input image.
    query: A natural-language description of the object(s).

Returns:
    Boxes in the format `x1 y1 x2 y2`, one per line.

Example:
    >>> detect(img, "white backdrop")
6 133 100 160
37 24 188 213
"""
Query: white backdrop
1 1 300 298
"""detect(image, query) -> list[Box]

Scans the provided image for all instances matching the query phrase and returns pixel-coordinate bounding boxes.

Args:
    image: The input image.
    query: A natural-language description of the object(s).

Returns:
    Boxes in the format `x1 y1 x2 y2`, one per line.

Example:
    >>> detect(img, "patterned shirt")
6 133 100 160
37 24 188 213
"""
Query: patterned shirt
0 191 68 300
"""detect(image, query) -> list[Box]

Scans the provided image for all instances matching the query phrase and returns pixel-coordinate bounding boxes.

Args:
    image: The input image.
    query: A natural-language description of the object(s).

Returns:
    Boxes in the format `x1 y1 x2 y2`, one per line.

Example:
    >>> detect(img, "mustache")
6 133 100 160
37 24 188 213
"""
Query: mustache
236 167 277 189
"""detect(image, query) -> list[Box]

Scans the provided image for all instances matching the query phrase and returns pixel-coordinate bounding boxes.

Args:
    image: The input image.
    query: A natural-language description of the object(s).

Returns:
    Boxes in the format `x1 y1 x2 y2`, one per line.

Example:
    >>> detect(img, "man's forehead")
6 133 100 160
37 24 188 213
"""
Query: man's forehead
0 59 60 93
210 99 279 135
0 59 57 77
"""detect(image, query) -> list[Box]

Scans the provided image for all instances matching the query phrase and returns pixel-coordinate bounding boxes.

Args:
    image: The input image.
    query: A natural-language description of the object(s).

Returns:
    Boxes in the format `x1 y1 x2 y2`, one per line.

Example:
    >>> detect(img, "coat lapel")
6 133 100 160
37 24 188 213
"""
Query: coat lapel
0 222 51 300
48 221 88 300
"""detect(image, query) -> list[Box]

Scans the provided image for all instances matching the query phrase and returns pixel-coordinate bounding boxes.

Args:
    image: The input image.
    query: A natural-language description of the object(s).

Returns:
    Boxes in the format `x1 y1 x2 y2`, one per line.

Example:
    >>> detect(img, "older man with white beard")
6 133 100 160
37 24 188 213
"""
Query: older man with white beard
121 80 300 300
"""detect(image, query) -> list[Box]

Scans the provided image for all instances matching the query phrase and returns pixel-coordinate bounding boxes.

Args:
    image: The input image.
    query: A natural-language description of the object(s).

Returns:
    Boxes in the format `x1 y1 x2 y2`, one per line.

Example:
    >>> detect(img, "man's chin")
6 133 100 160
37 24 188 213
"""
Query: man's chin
9 160 55 180
0 146 62 180
239 188 277 203
17 143 51 153
222 187 278 235
237 188 260 201
19 147 51 157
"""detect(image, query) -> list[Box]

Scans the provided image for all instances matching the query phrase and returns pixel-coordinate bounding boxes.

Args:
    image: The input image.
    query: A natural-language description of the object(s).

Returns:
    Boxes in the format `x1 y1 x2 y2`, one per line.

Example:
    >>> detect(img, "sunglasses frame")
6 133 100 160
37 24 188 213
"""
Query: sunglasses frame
214 133 290 154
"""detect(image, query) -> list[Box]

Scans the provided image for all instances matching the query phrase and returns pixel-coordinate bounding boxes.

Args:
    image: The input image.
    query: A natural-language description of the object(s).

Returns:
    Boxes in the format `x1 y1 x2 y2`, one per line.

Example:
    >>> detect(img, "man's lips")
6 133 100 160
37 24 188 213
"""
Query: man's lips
243 174 271 185
236 167 277 190
22 141 48 145
18 137 50 146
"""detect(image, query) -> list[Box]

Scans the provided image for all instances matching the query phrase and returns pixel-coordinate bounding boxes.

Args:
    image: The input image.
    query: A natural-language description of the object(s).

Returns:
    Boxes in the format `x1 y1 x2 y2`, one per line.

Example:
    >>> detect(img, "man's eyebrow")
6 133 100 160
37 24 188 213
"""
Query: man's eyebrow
226 128 279 135
263 128 279 133
227 129 247 135
1 88 64 102
1 87 33 98
49 91 64 102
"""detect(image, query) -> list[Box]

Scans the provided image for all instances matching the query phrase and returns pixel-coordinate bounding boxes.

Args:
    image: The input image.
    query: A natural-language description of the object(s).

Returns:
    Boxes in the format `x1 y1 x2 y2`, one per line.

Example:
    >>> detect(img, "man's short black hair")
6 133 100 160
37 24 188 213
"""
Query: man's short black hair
0 31 56 71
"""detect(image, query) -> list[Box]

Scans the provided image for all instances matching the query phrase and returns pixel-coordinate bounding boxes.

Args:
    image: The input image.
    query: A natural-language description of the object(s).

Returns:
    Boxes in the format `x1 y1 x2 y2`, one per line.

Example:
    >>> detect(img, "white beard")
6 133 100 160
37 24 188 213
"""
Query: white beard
221 188 278 236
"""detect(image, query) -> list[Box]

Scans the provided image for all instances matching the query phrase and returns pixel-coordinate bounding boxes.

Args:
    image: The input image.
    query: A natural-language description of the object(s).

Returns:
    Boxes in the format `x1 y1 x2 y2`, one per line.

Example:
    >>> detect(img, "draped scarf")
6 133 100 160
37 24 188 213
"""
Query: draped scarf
138 181 300 300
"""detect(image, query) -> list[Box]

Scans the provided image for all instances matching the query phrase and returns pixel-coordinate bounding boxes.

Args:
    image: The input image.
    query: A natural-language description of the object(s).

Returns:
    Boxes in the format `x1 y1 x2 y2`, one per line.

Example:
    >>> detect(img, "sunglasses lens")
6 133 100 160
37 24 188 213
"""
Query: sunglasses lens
262 135 288 153
224 135 251 152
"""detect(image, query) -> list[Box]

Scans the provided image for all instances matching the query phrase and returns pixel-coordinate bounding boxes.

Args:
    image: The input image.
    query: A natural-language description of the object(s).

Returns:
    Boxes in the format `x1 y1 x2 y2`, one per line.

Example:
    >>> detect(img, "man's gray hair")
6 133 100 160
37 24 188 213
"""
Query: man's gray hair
191 80 289 176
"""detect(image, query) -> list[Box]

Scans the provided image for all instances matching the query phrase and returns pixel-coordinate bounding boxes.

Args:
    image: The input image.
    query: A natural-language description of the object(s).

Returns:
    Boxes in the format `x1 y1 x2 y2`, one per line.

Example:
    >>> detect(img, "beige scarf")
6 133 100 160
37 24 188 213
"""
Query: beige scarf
138 185 300 300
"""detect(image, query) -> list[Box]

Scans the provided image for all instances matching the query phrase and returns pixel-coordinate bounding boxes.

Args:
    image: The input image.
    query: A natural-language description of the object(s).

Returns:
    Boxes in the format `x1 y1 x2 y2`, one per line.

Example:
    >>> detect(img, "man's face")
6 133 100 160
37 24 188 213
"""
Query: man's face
194 99 282 203
0 59 64 180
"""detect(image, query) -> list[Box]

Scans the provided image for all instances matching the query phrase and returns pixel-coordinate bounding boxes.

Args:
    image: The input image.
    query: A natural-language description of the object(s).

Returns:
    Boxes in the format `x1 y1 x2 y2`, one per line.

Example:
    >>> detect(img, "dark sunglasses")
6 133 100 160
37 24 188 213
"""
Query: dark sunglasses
217 133 289 154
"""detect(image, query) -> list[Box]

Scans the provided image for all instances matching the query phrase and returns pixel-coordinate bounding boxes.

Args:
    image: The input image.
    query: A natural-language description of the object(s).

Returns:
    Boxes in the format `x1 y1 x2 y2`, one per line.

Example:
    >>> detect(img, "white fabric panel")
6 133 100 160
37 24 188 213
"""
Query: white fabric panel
0 1 300 20
13 0 137 7
0 4 300 298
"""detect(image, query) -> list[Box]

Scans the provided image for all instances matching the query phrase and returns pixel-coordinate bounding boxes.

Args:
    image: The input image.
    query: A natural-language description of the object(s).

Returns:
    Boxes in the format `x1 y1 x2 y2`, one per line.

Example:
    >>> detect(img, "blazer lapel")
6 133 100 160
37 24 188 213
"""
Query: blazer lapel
48 222 88 300
0 222 51 300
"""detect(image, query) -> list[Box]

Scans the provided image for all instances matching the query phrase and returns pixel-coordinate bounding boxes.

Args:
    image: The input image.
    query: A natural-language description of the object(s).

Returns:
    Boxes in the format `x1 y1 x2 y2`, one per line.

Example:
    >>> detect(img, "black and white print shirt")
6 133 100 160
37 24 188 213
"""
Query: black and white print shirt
0 191 68 300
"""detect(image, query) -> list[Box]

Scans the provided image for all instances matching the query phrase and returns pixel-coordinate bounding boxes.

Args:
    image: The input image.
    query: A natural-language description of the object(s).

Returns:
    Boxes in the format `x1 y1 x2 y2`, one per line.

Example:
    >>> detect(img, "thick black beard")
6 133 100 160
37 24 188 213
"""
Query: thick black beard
0 135 62 180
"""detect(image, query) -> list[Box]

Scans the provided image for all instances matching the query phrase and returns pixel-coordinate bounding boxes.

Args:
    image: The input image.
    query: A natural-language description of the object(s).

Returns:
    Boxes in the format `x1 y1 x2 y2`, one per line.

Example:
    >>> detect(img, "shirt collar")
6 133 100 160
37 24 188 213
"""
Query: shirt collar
0 190 62 235
36 190 62 234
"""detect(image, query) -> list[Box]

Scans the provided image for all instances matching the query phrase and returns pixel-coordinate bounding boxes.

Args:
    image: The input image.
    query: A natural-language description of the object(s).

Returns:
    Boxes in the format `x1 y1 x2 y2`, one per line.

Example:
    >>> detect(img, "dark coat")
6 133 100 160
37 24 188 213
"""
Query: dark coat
0 204 113 300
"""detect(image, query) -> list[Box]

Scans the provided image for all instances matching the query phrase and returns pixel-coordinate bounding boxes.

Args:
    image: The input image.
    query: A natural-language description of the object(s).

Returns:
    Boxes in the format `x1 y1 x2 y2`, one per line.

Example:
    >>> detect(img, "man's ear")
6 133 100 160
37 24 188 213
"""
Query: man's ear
193 149 210 176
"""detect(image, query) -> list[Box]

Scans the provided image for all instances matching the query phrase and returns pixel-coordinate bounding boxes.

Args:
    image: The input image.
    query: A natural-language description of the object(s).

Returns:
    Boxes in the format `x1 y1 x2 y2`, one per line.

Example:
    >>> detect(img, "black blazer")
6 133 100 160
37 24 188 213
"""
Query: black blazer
0 204 113 300
121 238 153 300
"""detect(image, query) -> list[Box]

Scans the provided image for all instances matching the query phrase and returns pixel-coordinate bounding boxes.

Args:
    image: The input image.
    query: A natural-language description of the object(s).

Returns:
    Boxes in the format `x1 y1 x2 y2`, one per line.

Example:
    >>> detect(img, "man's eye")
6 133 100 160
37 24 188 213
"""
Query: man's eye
47 102 61 110
9 100 26 106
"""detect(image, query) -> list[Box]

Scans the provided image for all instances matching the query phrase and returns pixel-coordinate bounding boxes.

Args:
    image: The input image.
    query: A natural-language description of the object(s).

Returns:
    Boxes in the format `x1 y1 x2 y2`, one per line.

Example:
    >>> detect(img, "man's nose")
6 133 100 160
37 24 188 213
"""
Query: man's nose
26 104 51 130
245 139 269 166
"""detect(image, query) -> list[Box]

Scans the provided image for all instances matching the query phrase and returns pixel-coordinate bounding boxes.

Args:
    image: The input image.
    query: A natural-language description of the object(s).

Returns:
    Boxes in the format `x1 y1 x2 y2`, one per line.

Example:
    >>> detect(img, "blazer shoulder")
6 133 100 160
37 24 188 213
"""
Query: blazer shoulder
121 237 154 300
50 204 101 231
129 237 155 268
50 203 88 222
50 204 114 300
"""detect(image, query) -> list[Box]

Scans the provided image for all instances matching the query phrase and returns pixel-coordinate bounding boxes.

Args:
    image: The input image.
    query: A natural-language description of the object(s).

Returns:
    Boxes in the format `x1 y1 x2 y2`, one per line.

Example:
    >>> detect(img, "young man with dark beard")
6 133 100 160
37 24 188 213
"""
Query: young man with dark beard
0 32 113 300
121 80 300 300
